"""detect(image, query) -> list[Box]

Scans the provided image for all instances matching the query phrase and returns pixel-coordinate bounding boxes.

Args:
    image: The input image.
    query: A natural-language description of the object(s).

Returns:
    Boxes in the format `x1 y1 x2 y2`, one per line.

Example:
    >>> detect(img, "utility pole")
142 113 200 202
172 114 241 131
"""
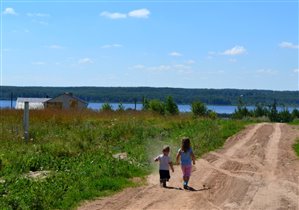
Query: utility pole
10 92 13 109
23 102 29 142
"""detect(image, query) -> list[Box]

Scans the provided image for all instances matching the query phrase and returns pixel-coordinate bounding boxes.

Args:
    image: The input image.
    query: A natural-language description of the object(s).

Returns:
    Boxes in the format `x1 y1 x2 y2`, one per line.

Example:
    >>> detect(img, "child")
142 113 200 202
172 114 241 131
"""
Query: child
176 137 196 189
154 145 174 187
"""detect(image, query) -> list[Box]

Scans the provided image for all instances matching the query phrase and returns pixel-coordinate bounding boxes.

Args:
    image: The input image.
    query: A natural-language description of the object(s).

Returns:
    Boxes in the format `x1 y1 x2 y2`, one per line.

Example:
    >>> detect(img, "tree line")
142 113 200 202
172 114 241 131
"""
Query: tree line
98 96 299 123
1 86 299 106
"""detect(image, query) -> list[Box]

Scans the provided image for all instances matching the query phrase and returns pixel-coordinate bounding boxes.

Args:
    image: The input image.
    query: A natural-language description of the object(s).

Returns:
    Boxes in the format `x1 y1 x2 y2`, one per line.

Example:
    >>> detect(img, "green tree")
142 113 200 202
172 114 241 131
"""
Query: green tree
292 108 299 118
191 101 207 117
117 103 125 111
253 103 267 117
279 109 293 123
165 96 179 115
149 99 165 115
233 96 251 119
100 103 113 112
268 100 279 122
142 97 150 111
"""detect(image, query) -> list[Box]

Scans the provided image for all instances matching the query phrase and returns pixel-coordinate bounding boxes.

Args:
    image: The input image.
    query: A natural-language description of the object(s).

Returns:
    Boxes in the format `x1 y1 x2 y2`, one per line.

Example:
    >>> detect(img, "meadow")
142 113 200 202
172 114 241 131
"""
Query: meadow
0 109 249 209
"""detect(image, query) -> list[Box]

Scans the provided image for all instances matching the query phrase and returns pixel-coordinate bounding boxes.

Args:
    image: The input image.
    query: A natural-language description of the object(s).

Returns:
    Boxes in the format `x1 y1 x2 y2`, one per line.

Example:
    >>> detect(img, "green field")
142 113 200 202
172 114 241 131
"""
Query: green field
0 109 249 209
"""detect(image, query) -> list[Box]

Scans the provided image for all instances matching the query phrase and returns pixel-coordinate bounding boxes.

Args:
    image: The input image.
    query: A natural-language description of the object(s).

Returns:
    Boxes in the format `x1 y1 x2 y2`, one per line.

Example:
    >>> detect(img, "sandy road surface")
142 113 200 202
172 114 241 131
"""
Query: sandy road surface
79 123 299 210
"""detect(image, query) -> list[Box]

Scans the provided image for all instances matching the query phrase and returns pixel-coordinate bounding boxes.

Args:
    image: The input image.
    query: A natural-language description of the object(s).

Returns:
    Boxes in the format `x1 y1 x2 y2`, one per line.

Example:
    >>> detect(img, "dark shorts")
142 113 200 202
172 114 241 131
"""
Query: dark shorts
159 170 170 182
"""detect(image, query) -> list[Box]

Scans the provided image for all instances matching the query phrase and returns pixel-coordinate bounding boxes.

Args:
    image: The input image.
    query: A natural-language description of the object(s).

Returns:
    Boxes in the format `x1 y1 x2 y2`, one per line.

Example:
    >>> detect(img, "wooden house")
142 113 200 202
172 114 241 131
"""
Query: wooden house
45 93 87 109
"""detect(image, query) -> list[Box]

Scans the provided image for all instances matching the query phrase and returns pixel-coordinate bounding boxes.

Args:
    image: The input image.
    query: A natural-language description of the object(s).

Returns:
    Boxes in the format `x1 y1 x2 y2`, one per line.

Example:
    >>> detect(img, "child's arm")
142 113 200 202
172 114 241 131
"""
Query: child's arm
169 161 174 172
191 151 196 165
154 156 160 162
176 152 181 165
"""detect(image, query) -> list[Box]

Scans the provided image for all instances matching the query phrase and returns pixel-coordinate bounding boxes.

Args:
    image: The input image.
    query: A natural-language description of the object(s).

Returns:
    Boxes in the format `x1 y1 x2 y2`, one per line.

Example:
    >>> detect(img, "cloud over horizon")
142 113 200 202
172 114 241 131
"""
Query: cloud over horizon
128 9 150 18
279 41 299 49
101 8 150 19
78 58 93 64
3 8 17 15
169 51 183 57
101 44 123 49
222 46 247 56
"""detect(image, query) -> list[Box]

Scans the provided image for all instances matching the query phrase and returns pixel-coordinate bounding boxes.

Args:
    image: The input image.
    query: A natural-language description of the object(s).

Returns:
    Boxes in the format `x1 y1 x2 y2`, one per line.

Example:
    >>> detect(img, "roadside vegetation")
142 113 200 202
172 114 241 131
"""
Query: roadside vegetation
232 98 299 123
294 139 299 157
0 108 248 209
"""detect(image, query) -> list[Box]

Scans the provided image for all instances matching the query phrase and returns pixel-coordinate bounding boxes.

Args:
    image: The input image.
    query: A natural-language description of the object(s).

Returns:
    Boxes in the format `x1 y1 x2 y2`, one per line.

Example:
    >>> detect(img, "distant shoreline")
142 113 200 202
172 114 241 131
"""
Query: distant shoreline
1 86 298 106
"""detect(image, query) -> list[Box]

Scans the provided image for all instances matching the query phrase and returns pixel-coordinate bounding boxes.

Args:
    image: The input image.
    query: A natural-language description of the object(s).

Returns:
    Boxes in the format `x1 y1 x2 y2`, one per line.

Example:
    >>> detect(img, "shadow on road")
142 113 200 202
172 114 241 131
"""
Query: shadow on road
164 186 211 192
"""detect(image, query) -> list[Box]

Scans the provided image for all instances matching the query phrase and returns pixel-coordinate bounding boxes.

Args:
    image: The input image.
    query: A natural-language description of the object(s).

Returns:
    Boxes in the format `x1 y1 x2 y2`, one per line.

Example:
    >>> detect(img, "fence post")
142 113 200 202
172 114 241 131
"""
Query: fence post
23 101 29 142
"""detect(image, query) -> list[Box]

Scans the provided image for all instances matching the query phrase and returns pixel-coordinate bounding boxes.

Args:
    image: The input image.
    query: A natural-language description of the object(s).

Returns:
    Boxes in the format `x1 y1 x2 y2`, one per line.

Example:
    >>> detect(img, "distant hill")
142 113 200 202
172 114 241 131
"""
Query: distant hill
1 86 298 106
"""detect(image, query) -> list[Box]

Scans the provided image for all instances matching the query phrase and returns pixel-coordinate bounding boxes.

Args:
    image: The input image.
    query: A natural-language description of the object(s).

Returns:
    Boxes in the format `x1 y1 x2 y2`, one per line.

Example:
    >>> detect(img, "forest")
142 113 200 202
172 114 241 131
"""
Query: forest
1 86 299 106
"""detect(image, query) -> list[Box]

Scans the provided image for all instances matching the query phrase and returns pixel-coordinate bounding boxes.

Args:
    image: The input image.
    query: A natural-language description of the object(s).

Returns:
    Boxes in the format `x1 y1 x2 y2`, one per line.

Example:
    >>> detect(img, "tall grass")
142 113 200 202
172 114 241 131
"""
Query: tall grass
0 109 248 209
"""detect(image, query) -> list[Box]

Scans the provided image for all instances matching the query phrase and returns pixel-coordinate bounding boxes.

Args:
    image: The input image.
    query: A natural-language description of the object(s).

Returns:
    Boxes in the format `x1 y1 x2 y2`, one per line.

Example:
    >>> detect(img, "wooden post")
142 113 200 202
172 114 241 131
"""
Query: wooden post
10 92 13 109
23 102 29 142
134 98 137 110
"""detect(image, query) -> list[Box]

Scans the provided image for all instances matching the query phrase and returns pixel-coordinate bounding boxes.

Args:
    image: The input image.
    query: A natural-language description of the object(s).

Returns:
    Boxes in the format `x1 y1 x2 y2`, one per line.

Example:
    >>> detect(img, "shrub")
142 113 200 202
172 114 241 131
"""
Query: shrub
148 100 165 115
100 103 113 112
279 109 294 123
117 103 125 112
191 101 207 117
292 109 299 119
165 96 179 115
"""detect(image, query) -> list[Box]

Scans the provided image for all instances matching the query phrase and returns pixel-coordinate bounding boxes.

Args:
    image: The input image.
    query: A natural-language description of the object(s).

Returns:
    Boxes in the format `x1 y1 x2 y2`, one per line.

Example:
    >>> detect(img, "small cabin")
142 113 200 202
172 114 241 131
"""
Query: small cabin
15 98 51 109
45 93 87 109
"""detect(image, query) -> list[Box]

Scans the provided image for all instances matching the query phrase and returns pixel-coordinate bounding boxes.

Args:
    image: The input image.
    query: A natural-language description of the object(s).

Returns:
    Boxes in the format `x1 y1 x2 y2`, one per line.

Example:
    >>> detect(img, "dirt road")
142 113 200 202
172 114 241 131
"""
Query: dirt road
79 123 299 210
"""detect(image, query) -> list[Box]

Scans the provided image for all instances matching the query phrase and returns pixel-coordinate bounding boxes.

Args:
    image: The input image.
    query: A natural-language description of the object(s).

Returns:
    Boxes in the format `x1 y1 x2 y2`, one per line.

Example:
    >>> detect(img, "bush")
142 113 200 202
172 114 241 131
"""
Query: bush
191 101 207 117
279 109 294 123
142 97 150 111
117 103 125 112
148 100 165 115
253 103 268 117
165 96 179 115
100 103 113 112
292 109 299 119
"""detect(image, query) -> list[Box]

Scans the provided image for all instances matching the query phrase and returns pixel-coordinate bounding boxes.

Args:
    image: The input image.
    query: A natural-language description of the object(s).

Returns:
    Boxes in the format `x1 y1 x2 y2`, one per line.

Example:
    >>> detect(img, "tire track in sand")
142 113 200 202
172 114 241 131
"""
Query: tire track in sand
243 123 298 210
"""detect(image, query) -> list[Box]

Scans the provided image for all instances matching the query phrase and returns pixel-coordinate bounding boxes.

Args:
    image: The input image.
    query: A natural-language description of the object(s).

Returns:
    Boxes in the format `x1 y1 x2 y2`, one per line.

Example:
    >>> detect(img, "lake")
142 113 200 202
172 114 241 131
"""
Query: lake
1 100 298 114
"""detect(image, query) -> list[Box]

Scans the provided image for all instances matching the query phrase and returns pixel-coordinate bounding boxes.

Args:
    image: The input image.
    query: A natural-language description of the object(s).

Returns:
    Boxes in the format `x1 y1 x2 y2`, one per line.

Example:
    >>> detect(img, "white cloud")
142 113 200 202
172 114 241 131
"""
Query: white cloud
279 41 299 49
133 63 192 74
222 46 246 55
257 69 277 75
228 58 237 63
169 51 183 57
128 9 150 18
132 64 145 69
48 44 63 49
293 68 299 73
185 60 195 64
27 13 50 17
100 11 127 19
32 61 46 65
3 8 17 15
32 20 48 25
101 44 123 49
78 58 93 64
100 8 150 20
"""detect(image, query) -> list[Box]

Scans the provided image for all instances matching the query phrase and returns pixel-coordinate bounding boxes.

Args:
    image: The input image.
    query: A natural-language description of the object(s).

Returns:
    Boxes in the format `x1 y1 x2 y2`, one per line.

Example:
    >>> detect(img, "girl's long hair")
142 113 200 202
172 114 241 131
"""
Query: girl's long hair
181 137 190 152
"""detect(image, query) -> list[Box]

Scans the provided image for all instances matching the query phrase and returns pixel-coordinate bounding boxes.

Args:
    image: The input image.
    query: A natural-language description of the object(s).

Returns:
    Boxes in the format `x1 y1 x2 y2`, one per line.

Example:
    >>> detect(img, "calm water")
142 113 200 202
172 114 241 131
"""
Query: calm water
1 100 298 114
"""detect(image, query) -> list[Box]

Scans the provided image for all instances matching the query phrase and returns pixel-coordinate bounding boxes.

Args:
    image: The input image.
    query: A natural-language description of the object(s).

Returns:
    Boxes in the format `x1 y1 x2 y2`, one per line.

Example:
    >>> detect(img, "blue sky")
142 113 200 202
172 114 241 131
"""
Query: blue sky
1 0 298 90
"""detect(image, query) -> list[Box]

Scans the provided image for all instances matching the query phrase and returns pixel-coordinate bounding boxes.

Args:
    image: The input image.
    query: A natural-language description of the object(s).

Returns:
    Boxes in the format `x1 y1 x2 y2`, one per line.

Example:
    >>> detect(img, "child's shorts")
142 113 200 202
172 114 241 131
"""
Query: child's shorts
159 170 170 181
181 165 192 177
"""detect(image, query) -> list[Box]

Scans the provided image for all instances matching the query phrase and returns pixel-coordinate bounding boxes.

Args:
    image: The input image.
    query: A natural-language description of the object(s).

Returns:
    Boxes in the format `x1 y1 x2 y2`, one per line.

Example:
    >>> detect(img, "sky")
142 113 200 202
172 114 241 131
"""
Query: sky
1 0 299 90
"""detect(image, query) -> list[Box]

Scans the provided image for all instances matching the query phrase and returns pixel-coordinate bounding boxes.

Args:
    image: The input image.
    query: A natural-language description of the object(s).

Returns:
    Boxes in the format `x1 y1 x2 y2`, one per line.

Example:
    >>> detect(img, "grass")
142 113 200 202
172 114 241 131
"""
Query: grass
294 139 299 157
0 109 249 209
289 119 299 157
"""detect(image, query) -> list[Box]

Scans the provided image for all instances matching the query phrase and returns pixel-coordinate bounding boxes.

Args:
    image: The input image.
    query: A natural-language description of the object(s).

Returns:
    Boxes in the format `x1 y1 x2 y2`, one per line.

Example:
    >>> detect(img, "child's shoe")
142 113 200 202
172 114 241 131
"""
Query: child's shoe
162 180 167 188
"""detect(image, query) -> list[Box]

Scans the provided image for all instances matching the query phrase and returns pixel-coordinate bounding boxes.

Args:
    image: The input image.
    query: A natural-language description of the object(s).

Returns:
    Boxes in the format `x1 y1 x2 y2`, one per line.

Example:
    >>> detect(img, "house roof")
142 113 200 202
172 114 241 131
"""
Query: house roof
16 98 51 103
46 93 88 104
